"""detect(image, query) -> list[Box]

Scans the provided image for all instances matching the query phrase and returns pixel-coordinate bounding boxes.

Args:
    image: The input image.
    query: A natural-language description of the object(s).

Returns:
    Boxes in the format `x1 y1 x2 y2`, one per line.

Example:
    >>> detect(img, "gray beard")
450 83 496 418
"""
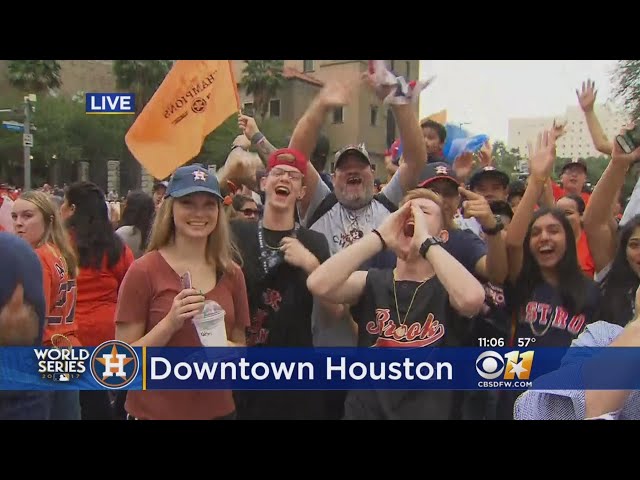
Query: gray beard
335 191 374 211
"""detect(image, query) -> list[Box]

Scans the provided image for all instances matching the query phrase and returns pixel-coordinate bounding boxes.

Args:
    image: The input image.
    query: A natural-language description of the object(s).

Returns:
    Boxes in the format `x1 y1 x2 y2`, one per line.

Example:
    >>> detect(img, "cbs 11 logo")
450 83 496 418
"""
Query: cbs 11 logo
475 351 534 380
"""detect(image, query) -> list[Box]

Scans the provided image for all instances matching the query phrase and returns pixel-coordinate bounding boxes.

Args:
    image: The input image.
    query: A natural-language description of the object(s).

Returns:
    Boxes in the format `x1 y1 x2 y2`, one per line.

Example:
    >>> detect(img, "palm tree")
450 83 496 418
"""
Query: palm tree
6 60 62 94
112 60 173 189
241 60 284 120
113 60 174 115
612 60 640 123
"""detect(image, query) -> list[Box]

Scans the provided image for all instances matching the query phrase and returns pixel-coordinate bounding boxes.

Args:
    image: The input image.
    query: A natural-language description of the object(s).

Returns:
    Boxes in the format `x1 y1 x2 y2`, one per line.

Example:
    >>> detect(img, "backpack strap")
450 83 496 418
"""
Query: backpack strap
374 192 398 213
307 192 398 228
306 192 338 228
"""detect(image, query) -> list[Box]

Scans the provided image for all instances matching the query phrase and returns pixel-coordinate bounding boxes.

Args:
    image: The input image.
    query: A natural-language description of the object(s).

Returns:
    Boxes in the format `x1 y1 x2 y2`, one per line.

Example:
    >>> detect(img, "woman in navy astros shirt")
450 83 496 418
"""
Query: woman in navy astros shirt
500 129 600 418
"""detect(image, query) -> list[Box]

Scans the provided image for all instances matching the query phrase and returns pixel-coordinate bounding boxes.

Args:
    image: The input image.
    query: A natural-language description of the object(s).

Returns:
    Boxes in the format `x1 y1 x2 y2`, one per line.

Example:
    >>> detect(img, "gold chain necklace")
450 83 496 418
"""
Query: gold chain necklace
529 316 554 337
392 269 430 337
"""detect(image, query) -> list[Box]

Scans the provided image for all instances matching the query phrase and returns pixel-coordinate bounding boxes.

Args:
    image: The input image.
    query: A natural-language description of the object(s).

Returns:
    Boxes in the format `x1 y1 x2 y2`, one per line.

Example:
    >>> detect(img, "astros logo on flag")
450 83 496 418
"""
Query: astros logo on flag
90 340 139 389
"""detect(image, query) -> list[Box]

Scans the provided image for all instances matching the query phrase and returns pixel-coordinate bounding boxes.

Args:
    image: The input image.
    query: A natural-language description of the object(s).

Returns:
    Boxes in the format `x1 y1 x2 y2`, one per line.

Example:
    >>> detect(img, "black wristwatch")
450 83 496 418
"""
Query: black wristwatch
419 236 444 259
482 215 505 236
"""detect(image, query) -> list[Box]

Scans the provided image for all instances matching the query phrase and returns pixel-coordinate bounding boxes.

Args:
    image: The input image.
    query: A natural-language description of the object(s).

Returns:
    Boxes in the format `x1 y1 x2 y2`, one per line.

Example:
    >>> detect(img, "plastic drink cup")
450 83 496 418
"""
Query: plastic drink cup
192 301 227 347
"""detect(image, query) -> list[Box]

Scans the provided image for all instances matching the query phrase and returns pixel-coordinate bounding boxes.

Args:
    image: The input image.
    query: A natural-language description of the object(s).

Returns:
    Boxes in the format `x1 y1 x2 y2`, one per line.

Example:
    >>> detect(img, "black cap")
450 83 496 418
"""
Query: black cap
417 162 460 188
561 158 587 174
469 166 510 191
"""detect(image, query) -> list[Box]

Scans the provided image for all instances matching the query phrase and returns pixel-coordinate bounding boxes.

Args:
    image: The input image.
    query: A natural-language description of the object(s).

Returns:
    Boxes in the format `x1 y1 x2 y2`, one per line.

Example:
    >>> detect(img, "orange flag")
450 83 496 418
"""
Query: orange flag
420 109 447 126
125 60 240 180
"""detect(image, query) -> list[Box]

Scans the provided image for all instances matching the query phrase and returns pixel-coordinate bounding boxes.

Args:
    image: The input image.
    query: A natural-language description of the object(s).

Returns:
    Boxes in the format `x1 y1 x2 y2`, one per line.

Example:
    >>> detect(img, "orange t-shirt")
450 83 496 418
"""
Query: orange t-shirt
552 183 591 205
577 231 595 279
75 245 134 347
36 243 80 347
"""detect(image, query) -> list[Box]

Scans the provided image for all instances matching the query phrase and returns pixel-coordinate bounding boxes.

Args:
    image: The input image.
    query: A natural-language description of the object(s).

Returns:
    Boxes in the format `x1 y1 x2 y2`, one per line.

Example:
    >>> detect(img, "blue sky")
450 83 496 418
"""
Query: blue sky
418 60 620 143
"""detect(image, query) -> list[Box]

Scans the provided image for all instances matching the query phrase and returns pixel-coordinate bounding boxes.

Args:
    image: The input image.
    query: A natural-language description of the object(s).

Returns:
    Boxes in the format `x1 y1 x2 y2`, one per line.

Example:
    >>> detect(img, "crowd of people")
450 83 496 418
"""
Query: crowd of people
1 71 640 420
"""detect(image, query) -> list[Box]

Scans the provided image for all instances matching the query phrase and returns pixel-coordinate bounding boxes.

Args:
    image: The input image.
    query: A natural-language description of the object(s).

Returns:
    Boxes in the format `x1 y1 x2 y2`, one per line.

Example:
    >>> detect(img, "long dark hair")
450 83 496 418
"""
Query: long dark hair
64 181 124 270
513 207 590 315
119 190 155 252
599 214 640 326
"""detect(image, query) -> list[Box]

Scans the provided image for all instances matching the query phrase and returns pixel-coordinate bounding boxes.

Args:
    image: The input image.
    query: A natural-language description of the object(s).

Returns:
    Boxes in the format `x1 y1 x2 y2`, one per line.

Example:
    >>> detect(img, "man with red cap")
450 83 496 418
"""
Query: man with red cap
230 147 341 420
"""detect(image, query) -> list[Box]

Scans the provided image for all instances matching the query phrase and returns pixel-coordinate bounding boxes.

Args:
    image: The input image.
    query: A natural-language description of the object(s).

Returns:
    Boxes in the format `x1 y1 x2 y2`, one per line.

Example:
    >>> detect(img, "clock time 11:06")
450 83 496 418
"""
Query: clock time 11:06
478 338 504 348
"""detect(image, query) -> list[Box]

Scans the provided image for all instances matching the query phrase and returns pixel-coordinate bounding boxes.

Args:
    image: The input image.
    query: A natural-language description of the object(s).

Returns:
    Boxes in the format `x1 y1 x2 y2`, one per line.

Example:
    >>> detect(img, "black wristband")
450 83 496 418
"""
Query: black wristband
371 229 386 250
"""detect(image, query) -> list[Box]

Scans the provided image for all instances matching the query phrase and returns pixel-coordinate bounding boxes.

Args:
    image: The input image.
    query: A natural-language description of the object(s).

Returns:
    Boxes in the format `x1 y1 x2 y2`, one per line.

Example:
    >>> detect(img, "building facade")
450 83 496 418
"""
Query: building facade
1 60 421 184
233 60 420 177
508 103 629 159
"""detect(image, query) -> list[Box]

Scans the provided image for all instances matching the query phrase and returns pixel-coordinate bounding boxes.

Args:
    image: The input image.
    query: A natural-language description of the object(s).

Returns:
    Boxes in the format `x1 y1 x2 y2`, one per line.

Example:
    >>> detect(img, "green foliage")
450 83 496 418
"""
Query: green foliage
241 61 285 119
612 60 640 123
492 141 523 178
0 93 134 186
112 60 174 110
195 114 293 168
6 60 62 94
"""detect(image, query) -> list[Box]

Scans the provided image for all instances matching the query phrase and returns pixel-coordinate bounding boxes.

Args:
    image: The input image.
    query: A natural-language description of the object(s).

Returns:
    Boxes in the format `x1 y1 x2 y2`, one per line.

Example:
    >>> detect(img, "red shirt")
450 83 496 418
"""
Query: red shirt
577 231 595 279
75 245 134 346
552 183 591 205
36 243 80 347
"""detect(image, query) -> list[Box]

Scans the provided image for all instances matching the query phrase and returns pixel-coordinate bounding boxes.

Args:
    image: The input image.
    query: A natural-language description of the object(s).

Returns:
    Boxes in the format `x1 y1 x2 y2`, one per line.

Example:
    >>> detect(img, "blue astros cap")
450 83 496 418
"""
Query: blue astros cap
165 164 222 200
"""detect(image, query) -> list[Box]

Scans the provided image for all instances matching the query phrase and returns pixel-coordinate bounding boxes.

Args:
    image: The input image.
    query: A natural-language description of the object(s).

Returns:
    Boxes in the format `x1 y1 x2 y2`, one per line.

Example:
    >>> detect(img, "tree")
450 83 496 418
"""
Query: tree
112 60 174 190
612 60 640 123
6 60 62 94
492 141 523 178
196 115 293 169
241 61 285 120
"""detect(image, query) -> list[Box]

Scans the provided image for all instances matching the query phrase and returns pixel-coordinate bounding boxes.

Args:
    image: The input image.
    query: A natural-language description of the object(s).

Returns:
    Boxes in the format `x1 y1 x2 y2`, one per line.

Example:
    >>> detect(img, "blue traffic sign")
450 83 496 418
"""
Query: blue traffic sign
2 121 23 132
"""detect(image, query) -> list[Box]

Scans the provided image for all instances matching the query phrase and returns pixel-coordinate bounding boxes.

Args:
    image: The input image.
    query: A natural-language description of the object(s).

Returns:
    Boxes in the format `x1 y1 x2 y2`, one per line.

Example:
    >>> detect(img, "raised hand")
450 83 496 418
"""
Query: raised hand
452 151 476 180
459 186 496 231
478 141 493 167
612 122 640 167
577 79 597 113
409 204 438 254
527 130 557 181
232 134 251 150
376 202 412 258
551 118 568 141
238 114 260 140
317 79 358 108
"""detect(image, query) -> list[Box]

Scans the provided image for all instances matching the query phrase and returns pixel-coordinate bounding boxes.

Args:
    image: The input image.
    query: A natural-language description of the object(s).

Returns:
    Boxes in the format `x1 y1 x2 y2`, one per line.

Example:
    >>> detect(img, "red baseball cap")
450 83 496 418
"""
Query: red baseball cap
267 148 308 176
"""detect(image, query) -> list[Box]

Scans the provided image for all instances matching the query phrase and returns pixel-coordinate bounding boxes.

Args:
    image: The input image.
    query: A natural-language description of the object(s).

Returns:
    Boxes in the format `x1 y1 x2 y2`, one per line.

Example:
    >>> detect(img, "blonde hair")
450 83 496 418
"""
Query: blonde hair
19 190 78 279
400 188 452 230
146 196 241 271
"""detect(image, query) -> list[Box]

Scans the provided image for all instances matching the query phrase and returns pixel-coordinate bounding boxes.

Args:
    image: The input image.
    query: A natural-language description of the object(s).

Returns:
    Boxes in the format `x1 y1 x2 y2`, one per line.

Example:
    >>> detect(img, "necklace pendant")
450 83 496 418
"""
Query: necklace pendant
395 324 407 337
